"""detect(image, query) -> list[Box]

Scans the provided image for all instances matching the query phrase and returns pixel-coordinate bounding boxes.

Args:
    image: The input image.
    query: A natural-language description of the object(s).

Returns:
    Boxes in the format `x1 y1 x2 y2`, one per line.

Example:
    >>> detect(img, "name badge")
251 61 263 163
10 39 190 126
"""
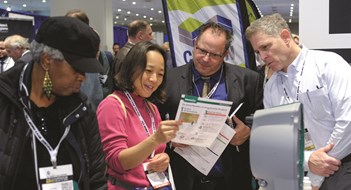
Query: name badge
39 164 74 190
143 162 171 189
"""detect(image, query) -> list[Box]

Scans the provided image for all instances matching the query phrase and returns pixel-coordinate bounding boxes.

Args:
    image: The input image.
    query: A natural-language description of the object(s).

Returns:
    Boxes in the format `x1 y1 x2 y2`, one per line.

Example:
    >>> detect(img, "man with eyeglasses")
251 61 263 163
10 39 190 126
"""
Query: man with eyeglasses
158 22 263 190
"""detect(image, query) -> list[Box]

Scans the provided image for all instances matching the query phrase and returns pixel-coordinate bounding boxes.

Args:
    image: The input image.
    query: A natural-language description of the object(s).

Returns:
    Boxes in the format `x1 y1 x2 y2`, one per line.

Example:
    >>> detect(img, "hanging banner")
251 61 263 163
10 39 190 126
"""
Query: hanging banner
162 0 259 69
0 17 34 41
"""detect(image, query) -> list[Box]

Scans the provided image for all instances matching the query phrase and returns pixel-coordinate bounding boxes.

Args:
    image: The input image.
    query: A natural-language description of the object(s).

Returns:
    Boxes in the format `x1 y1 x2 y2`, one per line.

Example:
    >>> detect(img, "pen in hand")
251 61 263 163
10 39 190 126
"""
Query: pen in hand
165 113 170 120
229 102 244 119
165 113 173 149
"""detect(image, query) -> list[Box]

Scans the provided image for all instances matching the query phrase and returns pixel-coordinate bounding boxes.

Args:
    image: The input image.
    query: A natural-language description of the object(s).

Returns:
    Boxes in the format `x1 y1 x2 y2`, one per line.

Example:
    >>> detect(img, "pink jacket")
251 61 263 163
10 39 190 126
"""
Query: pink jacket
97 91 166 190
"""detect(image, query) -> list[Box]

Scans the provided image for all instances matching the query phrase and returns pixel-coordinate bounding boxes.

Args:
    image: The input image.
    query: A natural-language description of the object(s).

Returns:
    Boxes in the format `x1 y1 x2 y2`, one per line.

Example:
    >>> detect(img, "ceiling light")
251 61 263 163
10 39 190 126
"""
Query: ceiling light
136 13 139 16
291 4 294 7
132 2 136 5
150 8 154 11
115 16 119 19
124 18 127 21
288 19 292 23
23 4 27 7
6 6 11 11
114 21 117 24
127 11 130 14
4 0 8 3
143 15 146 18
117 9 121 12
158 10 162 14
150 23 153 26
162 20 165 23
42 0 46 2
150 17 153 20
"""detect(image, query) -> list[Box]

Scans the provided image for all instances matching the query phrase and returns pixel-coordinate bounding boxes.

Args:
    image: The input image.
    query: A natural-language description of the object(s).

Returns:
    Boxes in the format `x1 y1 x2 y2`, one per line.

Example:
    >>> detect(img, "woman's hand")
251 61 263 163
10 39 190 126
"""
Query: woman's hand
152 120 181 144
147 152 170 172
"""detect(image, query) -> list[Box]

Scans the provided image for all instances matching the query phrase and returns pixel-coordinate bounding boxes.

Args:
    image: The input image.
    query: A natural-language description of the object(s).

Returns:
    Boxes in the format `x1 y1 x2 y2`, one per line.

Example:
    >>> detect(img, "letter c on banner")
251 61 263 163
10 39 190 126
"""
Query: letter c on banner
183 50 192 64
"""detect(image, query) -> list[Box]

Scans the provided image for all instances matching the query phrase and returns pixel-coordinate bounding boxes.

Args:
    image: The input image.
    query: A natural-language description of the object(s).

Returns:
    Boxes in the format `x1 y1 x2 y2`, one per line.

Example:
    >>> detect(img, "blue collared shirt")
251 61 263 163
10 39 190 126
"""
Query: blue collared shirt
192 64 227 101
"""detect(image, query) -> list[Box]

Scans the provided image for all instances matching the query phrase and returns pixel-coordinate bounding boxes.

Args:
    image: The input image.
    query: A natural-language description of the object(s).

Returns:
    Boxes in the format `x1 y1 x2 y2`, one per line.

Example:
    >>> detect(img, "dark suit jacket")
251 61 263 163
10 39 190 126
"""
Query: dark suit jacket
18 50 32 64
112 42 134 76
158 60 263 190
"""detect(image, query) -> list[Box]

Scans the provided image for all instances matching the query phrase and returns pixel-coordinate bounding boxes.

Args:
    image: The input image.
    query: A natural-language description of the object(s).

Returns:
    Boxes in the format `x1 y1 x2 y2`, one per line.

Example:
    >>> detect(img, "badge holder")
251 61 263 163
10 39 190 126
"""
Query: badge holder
143 162 171 189
39 164 74 190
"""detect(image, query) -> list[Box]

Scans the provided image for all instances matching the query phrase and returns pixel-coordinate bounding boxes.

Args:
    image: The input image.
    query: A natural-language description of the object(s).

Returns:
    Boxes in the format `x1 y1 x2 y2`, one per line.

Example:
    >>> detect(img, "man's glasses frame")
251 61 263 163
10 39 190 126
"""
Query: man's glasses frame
195 46 224 60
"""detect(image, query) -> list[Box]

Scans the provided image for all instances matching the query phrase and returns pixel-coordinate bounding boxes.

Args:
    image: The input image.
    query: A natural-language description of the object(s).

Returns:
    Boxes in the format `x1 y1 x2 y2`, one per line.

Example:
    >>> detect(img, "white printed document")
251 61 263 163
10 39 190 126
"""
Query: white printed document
172 95 232 147
174 123 235 175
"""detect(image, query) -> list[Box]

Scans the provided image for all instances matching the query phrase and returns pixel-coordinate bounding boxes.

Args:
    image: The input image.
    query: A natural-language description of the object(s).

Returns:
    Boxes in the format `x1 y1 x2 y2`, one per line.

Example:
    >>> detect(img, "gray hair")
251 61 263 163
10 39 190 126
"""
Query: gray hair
4 34 30 49
30 40 64 63
245 13 291 40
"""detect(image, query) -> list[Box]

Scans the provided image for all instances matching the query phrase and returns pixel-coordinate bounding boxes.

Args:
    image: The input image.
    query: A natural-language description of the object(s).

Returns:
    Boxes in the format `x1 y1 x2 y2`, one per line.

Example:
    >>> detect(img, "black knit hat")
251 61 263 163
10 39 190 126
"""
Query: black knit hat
35 16 103 73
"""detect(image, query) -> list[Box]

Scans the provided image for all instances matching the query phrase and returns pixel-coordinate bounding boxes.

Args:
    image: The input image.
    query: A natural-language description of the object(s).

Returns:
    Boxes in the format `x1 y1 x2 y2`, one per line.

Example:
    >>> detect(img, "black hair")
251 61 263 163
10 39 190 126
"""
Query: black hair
196 21 233 51
115 41 167 103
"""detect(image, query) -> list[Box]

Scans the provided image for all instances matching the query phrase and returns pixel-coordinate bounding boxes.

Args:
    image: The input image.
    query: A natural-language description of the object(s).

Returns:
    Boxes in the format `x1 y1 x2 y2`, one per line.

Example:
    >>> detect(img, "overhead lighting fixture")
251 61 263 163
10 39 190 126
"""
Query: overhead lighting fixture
42 0 46 2
158 10 162 14
4 0 8 3
127 11 130 14
288 19 292 23
115 16 119 19
23 4 27 7
150 8 154 11
150 17 153 20
136 13 139 16
132 2 136 5
143 15 147 18
117 9 122 12
6 6 11 11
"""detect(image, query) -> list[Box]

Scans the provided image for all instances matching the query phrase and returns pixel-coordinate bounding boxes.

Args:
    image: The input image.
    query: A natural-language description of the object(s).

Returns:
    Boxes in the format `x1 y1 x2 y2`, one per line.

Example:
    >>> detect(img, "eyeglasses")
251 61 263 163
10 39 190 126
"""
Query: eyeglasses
195 46 223 60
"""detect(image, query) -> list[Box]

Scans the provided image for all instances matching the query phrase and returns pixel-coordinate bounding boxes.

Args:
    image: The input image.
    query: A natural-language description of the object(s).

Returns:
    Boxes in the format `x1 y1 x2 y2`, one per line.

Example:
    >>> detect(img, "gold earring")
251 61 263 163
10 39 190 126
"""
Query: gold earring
42 70 53 99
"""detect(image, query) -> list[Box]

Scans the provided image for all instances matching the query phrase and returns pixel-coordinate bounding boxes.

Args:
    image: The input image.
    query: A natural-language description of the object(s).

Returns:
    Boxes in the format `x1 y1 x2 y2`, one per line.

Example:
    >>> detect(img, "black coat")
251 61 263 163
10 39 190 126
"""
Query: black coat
0 62 107 190
158 61 263 190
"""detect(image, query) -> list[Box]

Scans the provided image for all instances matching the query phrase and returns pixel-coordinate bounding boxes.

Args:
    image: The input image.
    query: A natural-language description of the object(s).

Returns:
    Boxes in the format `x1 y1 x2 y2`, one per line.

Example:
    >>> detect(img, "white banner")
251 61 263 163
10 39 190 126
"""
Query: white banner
163 0 247 67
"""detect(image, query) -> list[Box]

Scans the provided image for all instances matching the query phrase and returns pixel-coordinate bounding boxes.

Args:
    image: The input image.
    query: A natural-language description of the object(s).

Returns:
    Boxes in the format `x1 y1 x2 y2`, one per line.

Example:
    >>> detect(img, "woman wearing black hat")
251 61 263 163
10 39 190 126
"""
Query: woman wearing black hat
0 17 107 190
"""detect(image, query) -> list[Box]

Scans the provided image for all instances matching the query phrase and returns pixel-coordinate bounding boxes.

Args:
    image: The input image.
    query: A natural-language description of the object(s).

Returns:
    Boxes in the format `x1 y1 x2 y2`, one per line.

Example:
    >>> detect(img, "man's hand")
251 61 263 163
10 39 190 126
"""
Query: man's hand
308 144 341 177
229 116 250 146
